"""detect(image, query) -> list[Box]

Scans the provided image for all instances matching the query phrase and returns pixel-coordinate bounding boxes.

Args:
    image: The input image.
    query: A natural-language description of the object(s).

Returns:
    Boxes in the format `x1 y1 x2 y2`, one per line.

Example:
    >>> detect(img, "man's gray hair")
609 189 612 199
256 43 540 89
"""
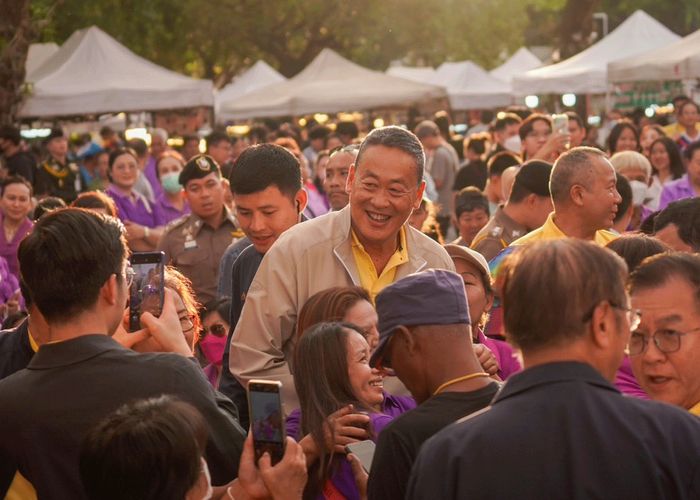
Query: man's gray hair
549 146 607 204
356 126 425 184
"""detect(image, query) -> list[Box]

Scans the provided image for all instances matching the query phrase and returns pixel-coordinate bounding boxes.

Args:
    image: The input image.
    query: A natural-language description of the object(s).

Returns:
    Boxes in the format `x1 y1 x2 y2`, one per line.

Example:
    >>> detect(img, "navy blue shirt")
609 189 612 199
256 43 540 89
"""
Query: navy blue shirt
408 362 700 500
0 320 33 380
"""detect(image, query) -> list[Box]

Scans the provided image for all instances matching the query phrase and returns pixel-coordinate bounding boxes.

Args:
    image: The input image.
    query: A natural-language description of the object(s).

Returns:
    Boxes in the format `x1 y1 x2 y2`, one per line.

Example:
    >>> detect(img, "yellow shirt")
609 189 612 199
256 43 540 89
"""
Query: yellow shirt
662 122 700 140
510 213 618 247
351 227 408 302
690 401 700 417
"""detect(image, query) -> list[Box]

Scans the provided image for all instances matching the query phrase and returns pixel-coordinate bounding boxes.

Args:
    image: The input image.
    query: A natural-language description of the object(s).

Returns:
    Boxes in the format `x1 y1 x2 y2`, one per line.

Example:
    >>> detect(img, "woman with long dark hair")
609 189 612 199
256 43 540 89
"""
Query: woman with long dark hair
647 136 685 209
292 322 414 499
607 120 640 155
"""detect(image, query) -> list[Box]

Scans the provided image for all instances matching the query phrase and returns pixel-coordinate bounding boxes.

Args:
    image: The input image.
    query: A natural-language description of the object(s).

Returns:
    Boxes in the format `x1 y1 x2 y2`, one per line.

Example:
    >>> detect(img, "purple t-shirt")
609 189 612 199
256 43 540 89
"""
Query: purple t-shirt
285 393 415 500
615 355 648 399
0 256 19 305
478 329 521 380
105 185 159 228
144 155 164 199
658 175 696 211
0 212 33 280
153 193 190 226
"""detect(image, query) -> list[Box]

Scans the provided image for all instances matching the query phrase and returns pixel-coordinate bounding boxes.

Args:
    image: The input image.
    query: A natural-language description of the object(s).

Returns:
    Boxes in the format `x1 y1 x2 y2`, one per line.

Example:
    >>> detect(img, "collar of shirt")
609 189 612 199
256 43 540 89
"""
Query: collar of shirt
27 334 125 369
350 226 408 302
689 400 700 417
493 361 618 405
0 211 33 243
187 206 240 239
514 213 617 246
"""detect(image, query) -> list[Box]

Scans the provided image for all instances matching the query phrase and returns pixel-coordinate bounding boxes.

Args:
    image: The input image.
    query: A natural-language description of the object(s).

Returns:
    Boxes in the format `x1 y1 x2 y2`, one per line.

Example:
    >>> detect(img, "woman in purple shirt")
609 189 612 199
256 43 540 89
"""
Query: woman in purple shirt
105 148 164 251
290 322 415 500
445 244 521 380
153 151 190 225
0 176 33 280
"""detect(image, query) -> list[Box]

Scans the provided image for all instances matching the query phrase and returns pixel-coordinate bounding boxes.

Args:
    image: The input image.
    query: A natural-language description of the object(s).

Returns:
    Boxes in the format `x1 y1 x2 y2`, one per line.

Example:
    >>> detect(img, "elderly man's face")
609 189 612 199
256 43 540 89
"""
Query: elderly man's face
347 145 424 250
630 277 700 410
580 157 622 230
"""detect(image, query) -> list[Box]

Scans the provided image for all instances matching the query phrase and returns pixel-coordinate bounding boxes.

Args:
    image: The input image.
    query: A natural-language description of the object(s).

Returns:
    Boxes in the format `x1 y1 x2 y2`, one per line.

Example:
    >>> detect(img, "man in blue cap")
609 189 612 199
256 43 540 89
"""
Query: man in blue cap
352 269 499 500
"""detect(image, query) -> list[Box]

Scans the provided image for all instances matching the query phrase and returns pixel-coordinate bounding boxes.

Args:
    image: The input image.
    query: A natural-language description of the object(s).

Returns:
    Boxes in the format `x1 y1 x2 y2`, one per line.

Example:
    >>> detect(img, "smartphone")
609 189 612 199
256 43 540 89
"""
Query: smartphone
345 440 376 472
128 252 165 332
552 113 570 149
248 380 286 465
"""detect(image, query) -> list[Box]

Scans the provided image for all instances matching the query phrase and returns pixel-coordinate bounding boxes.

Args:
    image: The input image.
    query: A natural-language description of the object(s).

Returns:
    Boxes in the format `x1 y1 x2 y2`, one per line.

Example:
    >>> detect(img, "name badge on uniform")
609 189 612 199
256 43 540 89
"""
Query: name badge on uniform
184 239 198 249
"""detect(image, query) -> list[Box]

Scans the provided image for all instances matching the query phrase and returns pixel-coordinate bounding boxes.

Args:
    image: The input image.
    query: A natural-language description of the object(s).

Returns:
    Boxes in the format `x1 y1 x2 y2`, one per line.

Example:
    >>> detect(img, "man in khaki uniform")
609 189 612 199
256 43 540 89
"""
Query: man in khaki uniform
471 160 553 261
158 154 242 304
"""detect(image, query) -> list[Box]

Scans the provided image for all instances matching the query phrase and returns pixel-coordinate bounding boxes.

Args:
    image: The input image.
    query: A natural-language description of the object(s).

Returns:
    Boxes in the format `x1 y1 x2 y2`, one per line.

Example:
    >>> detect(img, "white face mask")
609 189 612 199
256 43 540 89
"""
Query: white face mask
629 180 649 206
503 134 522 153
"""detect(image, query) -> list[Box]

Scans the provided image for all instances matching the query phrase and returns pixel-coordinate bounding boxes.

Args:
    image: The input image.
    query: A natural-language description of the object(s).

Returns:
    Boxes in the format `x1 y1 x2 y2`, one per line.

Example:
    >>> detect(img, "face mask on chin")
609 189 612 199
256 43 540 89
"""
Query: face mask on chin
503 135 522 154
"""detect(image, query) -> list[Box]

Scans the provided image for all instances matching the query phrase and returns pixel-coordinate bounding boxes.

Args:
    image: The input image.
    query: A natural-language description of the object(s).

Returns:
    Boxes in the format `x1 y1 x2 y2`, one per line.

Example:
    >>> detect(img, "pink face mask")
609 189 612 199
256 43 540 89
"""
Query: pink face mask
199 332 227 366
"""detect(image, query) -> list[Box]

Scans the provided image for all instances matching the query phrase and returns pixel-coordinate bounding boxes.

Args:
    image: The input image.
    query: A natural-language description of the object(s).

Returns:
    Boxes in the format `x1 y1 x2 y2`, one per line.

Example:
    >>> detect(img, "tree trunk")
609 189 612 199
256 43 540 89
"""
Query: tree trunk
0 0 33 126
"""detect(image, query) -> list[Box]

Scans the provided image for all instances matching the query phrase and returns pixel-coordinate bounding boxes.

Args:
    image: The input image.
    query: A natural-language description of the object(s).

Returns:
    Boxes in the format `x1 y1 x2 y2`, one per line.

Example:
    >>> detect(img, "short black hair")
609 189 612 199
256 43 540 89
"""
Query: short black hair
653 198 700 251
465 134 487 155
607 119 639 154
18 208 127 323
32 196 66 221
492 113 522 132
202 297 232 325
1 175 33 198
206 131 230 150
565 111 584 129
308 125 330 141
629 253 700 311
684 140 700 162
518 113 552 141
614 175 632 224
487 151 520 178
606 234 669 273
80 395 207 500
455 187 489 218
72 191 118 218
125 139 147 158
229 143 302 198
0 125 21 145
336 121 359 139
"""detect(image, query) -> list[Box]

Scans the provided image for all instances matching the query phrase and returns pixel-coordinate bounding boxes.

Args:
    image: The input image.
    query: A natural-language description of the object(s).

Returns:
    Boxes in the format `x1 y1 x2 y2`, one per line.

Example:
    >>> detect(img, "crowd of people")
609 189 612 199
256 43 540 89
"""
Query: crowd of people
0 94 699 500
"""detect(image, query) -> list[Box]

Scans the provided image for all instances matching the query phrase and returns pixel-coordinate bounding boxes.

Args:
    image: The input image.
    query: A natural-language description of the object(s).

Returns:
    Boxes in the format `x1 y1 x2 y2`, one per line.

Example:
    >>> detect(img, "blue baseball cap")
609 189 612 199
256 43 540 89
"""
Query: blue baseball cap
369 269 470 368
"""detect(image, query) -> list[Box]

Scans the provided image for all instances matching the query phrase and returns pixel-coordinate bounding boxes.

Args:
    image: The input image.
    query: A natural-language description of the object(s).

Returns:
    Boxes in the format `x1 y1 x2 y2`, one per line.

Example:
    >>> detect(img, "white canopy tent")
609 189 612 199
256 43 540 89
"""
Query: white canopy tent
222 48 446 119
434 60 512 109
19 26 213 118
216 61 286 123
608 28 700 82
490 47 542 83
513 10 680 95
385 66 438 85
25 43 59 79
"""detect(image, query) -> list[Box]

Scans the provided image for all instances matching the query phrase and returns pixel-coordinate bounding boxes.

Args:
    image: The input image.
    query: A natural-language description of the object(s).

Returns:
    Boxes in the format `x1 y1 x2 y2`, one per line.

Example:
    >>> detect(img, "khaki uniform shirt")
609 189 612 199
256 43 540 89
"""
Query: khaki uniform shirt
471 206 528 261
158 208 243 304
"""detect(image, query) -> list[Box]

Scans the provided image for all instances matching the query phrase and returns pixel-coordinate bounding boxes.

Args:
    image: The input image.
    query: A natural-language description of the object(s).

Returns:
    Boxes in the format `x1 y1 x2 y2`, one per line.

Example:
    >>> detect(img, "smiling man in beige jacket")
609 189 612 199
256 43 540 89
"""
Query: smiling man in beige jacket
230 126 455 413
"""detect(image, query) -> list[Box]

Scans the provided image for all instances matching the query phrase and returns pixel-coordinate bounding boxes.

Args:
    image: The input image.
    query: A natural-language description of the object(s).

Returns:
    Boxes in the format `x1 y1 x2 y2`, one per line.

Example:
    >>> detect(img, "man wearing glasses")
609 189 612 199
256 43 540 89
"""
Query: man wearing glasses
629 252 700 415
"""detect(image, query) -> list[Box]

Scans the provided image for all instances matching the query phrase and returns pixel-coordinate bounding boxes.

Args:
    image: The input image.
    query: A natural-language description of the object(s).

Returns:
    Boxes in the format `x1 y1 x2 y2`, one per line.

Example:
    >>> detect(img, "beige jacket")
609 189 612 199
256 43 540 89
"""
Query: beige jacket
230 205 455 412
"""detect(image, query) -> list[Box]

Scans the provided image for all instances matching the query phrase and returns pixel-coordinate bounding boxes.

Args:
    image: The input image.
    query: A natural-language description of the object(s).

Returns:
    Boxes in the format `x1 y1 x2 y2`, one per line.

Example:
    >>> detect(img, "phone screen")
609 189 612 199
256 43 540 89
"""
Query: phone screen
345 440 376 472
248 381 285 465
129 252 165 332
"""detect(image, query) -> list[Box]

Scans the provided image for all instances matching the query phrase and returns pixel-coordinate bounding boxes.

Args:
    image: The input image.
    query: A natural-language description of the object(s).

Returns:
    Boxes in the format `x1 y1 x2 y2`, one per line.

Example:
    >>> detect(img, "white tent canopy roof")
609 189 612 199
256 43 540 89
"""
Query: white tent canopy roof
490 47 542 83
434 60 512 109
216 61 286 122
20 26 213 118
513 10 680 95
222 48 446 119
385 66 438 85
25 43 59 79
608 28 700 82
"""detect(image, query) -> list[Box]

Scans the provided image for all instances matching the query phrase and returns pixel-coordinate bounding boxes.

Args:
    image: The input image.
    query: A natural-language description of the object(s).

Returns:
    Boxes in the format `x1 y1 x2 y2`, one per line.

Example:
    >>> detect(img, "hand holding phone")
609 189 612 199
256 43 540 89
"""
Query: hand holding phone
129 252 165 332
345 440 376 473
248 380 286 465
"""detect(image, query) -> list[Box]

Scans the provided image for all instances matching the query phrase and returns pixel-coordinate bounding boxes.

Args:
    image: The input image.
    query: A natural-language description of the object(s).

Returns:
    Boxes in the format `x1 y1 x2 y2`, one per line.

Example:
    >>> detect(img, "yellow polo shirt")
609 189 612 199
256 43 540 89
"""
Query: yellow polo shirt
351 227 408 302
662 122 700 139
510 213 618 247
690 401 700 417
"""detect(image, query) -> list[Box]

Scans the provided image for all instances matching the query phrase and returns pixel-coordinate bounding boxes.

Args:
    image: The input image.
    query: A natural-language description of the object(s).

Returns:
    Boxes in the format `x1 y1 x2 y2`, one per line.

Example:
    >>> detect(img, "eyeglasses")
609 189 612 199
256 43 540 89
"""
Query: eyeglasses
124 267 135 288
177 309 195 334
582 300 641 332
202 323 228 338
627 326 700 356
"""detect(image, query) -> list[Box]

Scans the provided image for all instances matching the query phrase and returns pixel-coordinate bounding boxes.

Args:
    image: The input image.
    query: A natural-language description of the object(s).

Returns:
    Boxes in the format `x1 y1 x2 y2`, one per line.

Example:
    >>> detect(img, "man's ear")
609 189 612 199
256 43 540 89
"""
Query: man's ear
413 181 426 209
295 188 308 214
102 273 120 306
589 301 615 349
394 325 417 355
570 184 585 207
346 163 357 194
